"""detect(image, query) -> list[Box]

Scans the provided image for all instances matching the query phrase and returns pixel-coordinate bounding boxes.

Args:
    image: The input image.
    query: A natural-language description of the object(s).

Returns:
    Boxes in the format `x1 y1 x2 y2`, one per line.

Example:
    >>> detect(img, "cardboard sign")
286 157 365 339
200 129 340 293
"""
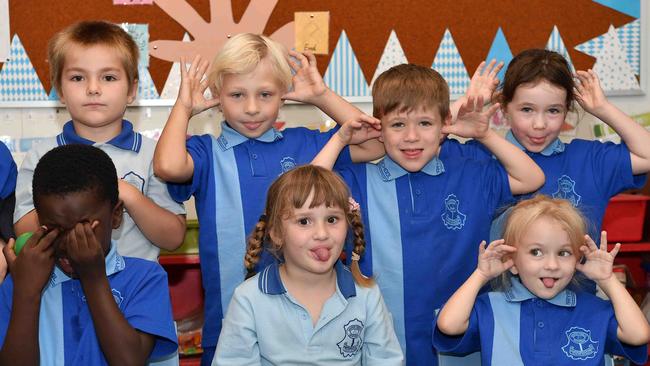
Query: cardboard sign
294 11 329 54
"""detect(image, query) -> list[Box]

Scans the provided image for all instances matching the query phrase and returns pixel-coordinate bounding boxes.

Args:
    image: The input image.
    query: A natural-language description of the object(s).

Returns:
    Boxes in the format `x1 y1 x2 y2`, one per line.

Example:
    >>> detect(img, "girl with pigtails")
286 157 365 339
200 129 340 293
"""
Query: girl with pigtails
214 165 403 365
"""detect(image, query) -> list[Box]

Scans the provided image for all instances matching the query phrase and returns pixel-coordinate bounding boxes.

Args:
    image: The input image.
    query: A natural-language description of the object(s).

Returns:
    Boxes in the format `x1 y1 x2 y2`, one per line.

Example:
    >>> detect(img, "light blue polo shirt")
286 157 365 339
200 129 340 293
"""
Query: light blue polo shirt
433 276 647 365
0 243 178 365
14 120 186 260
213 261 404 365
167 121 351 348
440 133 647 241
335 155 513 365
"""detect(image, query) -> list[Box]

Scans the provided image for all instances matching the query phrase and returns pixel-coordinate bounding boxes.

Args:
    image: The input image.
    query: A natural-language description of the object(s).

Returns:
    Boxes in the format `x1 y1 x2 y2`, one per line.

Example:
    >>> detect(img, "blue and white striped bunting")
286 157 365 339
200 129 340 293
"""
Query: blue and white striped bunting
323 30 370 97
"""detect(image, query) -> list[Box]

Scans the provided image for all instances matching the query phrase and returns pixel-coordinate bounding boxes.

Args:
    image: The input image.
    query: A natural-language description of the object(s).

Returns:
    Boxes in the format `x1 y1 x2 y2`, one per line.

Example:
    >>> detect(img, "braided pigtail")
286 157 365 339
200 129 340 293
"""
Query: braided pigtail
244 214 268 279
347 199 374 287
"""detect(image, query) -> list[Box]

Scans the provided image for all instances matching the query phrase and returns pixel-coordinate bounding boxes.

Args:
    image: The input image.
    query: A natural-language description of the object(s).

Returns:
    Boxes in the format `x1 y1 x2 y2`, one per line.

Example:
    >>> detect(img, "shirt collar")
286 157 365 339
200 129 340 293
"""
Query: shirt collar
258 261 356 299
215 121 283 151
505 130 565 156
504 275 576 307
375 155 445 181
57 120 142 152
47 241 125 288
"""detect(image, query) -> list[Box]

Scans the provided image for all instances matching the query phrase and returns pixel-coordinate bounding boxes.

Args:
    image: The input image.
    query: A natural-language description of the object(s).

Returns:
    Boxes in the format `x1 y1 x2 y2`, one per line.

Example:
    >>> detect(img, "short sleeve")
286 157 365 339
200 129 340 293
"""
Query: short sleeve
213 285 261 366
432 304 481 356
604 308 647 365
591 141 647 197
361 284 404 365
145 163 185 215
167 135 213 203
0 277 14 347
475 158 514 214
0 144 16 200
122 263 178 358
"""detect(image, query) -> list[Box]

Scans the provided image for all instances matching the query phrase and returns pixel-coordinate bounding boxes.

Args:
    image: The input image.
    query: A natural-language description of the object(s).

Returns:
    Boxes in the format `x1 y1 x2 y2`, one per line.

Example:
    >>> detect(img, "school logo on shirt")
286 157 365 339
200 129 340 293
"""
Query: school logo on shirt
337 319 364 357
441 194 466 230
280 157 296 173
111 289 124 306
121 171 145 193
552 175 581 207
561 326 598 360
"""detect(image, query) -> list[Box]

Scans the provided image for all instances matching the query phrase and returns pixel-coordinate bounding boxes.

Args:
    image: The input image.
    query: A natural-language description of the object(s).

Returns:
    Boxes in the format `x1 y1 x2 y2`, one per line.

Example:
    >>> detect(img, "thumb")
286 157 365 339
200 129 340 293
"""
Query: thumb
3 238 17 270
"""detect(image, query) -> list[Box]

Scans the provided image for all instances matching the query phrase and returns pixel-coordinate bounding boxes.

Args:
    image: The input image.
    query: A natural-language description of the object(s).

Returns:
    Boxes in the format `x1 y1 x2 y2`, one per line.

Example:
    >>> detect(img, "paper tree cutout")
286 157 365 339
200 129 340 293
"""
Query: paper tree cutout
137 65 160 100
485 28 512 82
546 26 575 72
160 33 191 99
323 30 369 97
0 35 48 101
575 19 640 75
48 88 58 101
592 25 639 91
370 30 408 87
592 0 639 18
149 0 294 63
432 29 470 95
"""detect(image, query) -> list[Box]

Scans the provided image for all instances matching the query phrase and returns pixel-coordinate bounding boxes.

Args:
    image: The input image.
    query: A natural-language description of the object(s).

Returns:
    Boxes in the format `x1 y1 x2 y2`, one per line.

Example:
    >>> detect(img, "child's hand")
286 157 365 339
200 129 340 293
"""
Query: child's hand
4 227 58 297
283 51 328 103
65 221 105 282
475 239 516 281
466 59 504 103
576 231 619 282
336 114 381 146
442 96 500 140
177 55 219 117
574 69 609 114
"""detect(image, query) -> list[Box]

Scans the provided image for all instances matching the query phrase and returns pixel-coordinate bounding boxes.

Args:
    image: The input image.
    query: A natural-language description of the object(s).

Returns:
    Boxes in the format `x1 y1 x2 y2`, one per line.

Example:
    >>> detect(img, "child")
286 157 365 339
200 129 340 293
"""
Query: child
153 33 381 364
0 144 178 365
0 142 17 283
14 20 186 261
213 164 404 365
441 49 650 240
434 195 650 365
313 64 544 365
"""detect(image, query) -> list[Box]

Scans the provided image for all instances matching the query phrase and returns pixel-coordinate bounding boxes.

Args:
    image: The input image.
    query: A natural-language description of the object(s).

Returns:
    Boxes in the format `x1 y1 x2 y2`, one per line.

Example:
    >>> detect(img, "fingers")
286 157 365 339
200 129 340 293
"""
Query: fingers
3 238 16 269
485 103 500 118
599 231 608 251
32 226 59 252
583 234 598 252
357 114 381 130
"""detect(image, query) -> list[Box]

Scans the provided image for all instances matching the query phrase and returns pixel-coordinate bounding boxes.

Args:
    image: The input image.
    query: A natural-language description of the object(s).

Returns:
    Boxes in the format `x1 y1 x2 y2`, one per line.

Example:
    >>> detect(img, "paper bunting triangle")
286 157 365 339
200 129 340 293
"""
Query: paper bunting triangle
0 35 48 101
323 30 369 97
48 88 58 101
592 0 639 18
575 19 640 75
592 25 640 92
160 33 191 99
370 30 408 87
546 26 575 72
485 28 512 82
137 65 159 100
432 29 470 95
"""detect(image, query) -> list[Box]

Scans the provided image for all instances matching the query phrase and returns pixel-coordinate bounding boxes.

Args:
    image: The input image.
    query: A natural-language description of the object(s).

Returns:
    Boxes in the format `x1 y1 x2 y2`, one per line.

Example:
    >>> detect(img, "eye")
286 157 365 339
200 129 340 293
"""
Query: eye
548 108 563 115
103 75 118 82
326 216 339 224
529 248 542 257
558 250 573 257
260 91 273 98
230 92 243 99
297 217 311 226
521 107 533 113
390 121 404 128
70 75 84 82
419 120 433 127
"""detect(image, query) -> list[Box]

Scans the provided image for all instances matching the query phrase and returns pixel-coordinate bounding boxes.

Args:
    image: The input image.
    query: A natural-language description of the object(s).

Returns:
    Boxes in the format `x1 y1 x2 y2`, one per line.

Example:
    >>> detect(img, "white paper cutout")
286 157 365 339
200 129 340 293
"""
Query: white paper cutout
0 35 48 101
121 23 149 67
575 19 640 75
592 26 640 92
0 0 9 62
432 29 470 95
370 30 408 87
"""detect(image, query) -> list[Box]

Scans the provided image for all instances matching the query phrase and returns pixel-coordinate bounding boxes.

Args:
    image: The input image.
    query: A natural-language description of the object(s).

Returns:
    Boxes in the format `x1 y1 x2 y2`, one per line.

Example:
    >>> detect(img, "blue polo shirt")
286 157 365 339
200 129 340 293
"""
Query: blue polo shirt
14 120 186 260
167 121 351 348
0 243 178 365
335 155 512 365
0 142 16 199
214 261 404 365
440 133 647 240
433 277 647 365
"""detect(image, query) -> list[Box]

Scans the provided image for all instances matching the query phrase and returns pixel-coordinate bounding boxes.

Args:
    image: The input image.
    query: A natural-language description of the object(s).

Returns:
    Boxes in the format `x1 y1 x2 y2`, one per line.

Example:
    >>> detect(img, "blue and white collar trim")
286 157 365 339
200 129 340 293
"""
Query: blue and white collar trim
375 155 445 181
56 120 142 152
215 121 283 151
258 261 356 298
47 241 125 288
506 130 565 156
504 275 576 307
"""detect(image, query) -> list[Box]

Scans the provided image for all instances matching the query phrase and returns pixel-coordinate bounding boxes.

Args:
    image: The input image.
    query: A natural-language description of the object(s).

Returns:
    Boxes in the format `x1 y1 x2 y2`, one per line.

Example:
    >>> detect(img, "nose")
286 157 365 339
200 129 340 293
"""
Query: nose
544 255 559 270
87 78 101 96
532 114 546 130
404 124 419 142
245 97 259 115
312 221 329 240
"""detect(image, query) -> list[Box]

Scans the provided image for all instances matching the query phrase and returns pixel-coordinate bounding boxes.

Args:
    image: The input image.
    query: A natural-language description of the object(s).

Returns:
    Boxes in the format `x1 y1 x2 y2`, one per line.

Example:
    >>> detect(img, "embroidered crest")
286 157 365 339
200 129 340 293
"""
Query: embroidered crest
337 319 364 357
552 175 581 207
111 289 124 306
561 326 598 360
377 160 391 181
441 194 466 230
280 157 296 172
217 134 229 150
121 171 145 193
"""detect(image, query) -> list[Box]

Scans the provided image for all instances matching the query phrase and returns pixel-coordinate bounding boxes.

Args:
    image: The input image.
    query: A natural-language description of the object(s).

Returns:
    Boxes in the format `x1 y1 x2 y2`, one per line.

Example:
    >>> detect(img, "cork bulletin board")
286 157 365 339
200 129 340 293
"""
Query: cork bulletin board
0 0 643 102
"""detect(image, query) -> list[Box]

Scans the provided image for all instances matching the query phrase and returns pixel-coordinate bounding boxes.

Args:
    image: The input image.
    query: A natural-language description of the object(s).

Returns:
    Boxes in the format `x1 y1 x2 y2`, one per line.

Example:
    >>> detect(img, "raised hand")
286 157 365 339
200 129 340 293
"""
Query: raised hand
466 59 504 102
475 239 516 281
336 114 382 146
574 69 608 114
65 221 105 282
442 96 500 139
4 227 59 297
283 51 328 103
177 55 220 117
576 231 619 282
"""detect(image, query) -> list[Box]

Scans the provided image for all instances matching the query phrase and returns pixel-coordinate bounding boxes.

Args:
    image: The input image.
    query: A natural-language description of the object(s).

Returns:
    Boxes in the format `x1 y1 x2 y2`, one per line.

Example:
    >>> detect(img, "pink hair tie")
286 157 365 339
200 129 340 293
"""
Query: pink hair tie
348 197 360 212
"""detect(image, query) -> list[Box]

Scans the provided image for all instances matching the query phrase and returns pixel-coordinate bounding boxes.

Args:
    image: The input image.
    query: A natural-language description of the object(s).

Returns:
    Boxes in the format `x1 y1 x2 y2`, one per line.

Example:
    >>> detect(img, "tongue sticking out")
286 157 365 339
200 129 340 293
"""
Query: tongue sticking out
312 247 330 262
542 278 556 288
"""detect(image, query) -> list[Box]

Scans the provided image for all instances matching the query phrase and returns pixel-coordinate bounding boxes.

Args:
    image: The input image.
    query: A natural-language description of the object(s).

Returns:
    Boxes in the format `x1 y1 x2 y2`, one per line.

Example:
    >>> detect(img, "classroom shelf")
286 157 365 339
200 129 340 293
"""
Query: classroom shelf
159 254 200 265
179 355 201 366
608 243 650 253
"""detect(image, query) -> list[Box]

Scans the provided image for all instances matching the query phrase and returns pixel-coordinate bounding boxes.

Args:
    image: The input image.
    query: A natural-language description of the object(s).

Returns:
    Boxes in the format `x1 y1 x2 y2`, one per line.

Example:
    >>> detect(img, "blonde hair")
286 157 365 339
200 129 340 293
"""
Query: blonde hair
244 165 373 287
495 195 586 289
47 20 139 95
372 63 450 121
208 33 292 95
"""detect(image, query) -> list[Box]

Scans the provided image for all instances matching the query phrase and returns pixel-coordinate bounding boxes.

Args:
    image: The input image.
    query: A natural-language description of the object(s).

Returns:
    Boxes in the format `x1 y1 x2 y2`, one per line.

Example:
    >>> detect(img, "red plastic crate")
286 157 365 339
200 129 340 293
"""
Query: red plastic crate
602 194 649 242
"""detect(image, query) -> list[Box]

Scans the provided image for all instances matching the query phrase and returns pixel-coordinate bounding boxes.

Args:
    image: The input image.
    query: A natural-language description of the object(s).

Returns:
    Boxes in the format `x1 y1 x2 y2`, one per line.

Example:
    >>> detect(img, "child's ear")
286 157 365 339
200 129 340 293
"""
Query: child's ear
127 79 138 104
111 201 124 229
443 112 452 127
268 228 282 248
509 264 519 275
